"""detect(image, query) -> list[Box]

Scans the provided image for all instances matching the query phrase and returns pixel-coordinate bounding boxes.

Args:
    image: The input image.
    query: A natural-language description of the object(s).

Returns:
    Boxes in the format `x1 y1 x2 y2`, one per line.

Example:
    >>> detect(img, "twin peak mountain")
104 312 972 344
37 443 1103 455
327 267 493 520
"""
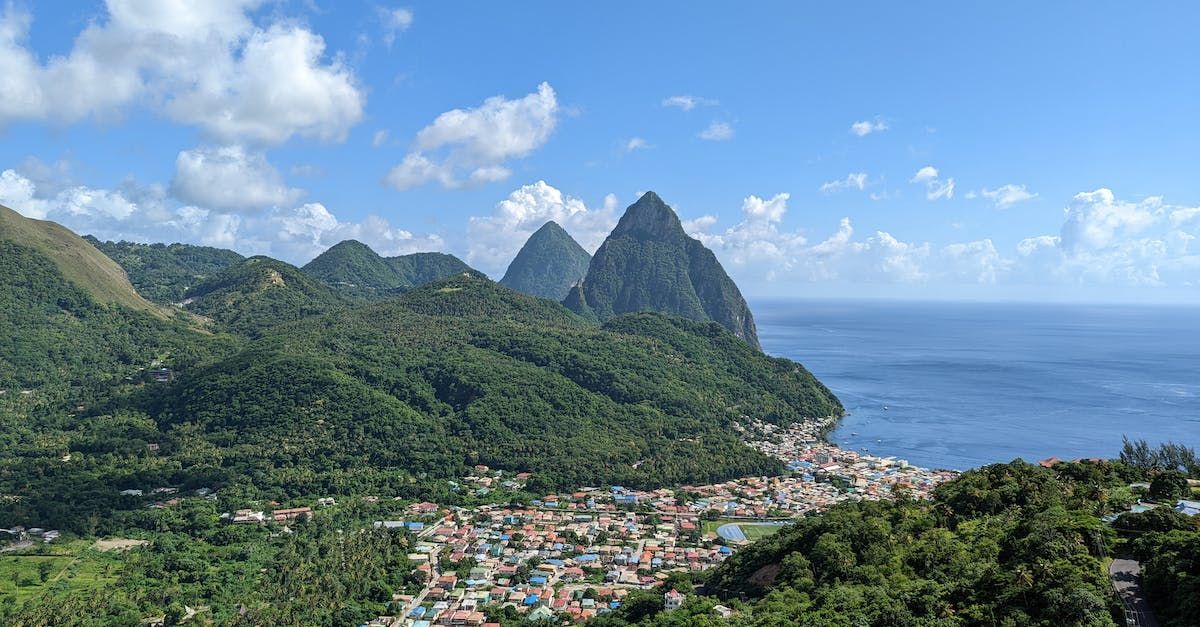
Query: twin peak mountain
504 191 760 349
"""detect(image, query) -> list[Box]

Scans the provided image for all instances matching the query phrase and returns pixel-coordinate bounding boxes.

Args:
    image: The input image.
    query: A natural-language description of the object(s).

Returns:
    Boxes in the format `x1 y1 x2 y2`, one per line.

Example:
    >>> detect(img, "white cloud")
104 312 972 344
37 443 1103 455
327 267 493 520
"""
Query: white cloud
170 145 302 212
624 137 650 152
386 82 560 190
927 178 955 200
979 184 1036 208
0 167 443 265
372 129 389 147
910 166 939 183
661 95 718 111
0 1 364 144
910 165 954 200
849 118 888 137
381 7 413 47
466 180 617 275
698 121 734 141
683 187 1200 293
819 172 868 193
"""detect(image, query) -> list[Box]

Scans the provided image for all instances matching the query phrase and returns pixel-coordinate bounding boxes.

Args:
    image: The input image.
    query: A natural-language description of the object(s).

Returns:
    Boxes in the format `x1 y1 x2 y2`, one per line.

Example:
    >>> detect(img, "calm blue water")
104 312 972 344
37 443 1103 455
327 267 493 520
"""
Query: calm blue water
755 300 1200 471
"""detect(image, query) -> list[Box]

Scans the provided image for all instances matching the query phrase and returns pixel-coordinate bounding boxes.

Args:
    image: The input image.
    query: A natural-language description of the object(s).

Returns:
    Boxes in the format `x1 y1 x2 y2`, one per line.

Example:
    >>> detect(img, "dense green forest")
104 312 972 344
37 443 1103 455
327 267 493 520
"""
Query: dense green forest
300 239 473 300
0 241 230 389
143 275 841 494
180 256 351 337
85 238 245 303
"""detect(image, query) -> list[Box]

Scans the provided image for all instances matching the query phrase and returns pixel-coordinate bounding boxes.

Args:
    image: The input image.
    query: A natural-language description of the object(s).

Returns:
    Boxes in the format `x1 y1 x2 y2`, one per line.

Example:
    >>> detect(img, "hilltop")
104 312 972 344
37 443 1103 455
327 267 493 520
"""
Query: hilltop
182 256 349 337
499 221 592 300
301 239 473 300
566 192 760 348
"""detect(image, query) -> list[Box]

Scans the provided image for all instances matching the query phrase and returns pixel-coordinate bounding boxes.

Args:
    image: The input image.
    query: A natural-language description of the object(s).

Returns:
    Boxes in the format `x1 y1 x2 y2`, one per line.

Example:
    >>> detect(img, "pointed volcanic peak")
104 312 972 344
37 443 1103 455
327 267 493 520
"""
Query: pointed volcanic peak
566 191 760 349
301 239 473 300
499 221 592 300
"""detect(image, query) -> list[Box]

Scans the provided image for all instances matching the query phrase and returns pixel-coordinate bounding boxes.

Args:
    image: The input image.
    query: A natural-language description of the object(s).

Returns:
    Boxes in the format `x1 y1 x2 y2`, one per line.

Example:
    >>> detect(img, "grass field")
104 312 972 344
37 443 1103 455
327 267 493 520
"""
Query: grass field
0 540 122 601
701 519 788 542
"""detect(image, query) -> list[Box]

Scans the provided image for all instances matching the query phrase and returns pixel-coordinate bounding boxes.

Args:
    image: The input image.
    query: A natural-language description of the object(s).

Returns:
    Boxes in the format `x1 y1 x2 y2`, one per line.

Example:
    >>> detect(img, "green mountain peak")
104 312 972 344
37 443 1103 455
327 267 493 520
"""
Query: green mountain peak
499 220 592 300
564 192 761 348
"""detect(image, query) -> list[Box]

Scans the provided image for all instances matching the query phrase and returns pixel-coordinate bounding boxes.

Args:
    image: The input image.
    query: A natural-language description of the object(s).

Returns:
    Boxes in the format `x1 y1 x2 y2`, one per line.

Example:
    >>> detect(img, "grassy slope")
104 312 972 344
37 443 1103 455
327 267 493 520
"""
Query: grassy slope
0 205 163 316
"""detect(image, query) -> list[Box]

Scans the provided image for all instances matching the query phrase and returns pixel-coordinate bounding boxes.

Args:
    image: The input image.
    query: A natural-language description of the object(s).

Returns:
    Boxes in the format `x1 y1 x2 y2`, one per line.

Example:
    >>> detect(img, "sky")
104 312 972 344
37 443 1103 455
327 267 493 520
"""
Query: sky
1 1 1198 302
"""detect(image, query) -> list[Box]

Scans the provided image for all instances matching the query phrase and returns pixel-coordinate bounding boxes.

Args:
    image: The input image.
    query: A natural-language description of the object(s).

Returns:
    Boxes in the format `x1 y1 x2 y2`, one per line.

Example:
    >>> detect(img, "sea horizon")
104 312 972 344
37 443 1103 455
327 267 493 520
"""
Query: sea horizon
754 298 1200 471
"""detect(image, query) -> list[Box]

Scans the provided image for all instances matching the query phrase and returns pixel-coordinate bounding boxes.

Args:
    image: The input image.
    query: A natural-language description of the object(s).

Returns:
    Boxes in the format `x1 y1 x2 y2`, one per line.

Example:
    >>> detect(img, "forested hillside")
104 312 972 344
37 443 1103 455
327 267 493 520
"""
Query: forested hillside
590 459 1200 627
86 237 244 303
181 256 350 336
300 239 473 300
146 274 842 492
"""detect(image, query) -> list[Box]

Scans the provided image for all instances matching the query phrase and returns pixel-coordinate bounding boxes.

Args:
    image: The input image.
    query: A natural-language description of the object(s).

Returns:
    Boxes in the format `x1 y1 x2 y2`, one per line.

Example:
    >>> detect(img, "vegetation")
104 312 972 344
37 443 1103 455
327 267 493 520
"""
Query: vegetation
86 237 244 303
142 274 841 496
300 239 473 300
499 220 592 300
1 205 162 314
182 256 349 336
0 241 228 389
567 192 760 348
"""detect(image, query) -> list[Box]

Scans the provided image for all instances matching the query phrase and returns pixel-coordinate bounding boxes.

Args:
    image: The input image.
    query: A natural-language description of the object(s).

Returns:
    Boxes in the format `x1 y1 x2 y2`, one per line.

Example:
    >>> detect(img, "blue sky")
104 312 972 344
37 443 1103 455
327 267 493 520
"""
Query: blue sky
1 1 1198 301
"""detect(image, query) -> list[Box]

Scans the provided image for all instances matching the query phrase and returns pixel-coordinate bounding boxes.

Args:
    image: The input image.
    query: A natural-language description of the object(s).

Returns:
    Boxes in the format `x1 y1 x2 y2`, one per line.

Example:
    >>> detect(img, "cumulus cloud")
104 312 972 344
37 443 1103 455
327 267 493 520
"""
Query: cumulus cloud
0 167 442 265
819 172 868 193
698 121 734 141
979 183 1036 208
0 1 364 144
684 187 1200 293
170 145 302 212
386 82 560 190
661 95 718 111
687 194 940 284
910 165 954 200
849 118 888 137
466 180 617 275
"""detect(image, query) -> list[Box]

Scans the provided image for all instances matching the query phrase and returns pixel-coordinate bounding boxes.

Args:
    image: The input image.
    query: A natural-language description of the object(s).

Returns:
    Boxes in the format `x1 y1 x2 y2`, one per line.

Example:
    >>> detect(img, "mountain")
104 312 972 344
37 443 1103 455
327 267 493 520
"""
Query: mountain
0 205 219 388
499 221 592 300
144 273 841 491
183 256 348 336
565 192 760 348
1 205 160 314
85 237 245 303
301 239 473 300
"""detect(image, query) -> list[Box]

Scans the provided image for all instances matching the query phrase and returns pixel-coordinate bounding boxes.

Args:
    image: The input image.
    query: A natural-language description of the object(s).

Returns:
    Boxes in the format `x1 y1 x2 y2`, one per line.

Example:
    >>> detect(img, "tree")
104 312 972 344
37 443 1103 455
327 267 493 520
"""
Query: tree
1150 470 1189 501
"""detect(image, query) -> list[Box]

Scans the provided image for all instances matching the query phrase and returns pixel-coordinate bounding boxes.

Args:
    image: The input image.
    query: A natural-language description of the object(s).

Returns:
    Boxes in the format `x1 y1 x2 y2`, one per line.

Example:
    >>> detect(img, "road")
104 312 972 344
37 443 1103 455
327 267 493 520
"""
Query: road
1109 558 1158 627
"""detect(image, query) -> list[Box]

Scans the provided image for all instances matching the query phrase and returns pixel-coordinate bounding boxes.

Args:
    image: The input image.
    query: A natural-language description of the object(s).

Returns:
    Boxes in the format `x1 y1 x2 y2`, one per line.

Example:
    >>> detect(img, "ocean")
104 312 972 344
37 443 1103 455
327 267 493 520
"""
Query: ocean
754 299 1200 471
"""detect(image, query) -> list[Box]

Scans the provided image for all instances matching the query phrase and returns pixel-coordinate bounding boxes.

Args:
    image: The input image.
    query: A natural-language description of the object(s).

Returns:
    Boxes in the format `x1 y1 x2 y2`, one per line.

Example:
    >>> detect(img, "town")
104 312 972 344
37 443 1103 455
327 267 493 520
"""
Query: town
344 420 958 626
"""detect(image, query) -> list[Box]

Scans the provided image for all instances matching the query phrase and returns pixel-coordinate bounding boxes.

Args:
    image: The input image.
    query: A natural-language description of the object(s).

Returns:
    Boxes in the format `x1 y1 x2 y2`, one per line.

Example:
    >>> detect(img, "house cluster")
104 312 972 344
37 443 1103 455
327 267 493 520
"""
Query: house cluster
370 496 737 626
0 526 59 543
220 506 313 525
738 419 955 504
